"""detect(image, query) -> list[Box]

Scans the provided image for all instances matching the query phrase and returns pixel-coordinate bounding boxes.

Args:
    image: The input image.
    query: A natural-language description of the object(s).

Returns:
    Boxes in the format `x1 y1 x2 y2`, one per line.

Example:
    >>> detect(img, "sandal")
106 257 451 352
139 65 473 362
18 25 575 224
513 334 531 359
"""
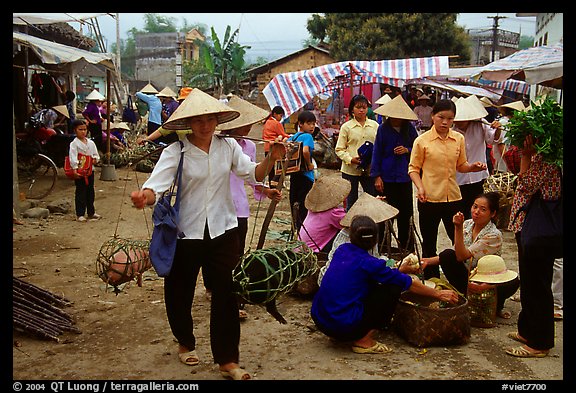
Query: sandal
220 367 251 380
178 350 199 366
239 309 248 320
507 332 528 344
497 309 512 319
505 345 548 358
352 341 392 354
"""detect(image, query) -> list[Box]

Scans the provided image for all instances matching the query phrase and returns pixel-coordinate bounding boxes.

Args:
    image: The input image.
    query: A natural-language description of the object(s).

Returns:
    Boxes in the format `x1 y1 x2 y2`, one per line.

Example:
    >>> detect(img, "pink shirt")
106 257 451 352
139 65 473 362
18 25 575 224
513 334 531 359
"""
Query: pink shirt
298 207 347 252
229 139 266 218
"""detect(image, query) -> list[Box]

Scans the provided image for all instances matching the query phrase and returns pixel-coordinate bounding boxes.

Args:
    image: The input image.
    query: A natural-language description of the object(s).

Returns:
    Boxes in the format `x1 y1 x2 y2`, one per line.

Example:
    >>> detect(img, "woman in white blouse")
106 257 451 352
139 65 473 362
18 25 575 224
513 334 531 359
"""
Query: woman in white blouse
130 89 285 380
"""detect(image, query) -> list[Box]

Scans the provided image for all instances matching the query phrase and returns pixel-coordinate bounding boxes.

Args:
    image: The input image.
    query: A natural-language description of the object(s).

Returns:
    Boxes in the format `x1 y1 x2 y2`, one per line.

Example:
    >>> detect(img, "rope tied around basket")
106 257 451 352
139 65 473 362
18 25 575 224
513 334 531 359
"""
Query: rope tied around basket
96 237 152 294
232 241 318 306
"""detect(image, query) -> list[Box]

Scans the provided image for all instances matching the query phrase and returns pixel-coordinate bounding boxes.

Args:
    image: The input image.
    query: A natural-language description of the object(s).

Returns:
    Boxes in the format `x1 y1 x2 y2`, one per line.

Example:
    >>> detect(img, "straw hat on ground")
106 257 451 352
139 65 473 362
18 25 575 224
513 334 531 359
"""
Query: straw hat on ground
373 95 418 120
340 193 399 227
162 88 240 130
469 255 518 284
454 95 488 121
85 90 105 101
304 174 351 213
216 95 269 132
156 86 177 98
52 105 69 118
139 83 159 94
499 100 526 112
177 87 193 101
375 94 392 105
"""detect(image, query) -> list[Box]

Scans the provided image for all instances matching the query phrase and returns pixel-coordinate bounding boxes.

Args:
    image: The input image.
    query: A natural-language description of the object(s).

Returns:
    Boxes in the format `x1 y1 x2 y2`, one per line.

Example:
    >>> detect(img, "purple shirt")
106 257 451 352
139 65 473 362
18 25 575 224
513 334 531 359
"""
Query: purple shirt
298 207 346 252
82 102 102 126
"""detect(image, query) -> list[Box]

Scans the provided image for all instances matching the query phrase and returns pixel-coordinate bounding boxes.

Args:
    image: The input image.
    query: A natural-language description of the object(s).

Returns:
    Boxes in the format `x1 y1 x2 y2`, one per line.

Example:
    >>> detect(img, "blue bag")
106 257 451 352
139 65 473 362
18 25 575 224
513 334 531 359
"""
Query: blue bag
357 141 373 170
149 142 185 277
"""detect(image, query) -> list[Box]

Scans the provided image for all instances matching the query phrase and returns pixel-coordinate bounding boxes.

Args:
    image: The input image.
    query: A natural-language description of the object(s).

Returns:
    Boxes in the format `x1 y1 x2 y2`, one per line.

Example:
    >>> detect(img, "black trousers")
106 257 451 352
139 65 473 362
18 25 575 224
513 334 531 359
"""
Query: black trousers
459 180 485 220
313 283 402 342
74 173 95 217
515 232 555 350
341 172 376 210
417 200 460 279
164 225 241 365
379 181 414 251
438 249 520 312
289 172 314 231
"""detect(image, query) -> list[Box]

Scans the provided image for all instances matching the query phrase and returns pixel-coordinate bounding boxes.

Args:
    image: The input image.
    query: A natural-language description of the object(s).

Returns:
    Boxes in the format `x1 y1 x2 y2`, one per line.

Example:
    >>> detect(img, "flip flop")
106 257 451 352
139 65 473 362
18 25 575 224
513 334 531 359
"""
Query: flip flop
497 309 512 319
178 350 199 366
239 309 248 320
352 341 392 354
505 346 548 358
507 332 528 345
220 367 251 380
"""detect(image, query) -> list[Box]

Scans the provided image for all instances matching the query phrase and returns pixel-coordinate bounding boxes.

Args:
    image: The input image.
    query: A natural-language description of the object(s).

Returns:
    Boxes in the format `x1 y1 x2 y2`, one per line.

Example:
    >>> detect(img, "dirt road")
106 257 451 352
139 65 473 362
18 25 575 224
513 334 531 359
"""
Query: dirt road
12 125 565 386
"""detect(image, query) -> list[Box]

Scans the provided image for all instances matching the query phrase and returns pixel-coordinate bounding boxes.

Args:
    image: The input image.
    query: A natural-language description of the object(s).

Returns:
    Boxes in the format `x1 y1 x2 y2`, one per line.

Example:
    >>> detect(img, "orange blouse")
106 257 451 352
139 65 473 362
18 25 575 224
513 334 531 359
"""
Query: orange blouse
262 117 289 153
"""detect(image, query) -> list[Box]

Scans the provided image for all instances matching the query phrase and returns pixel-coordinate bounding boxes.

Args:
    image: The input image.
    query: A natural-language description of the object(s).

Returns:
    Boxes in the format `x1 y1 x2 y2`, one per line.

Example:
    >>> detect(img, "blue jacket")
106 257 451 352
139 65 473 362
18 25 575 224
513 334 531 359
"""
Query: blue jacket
311 243 412 333
370 121 418 183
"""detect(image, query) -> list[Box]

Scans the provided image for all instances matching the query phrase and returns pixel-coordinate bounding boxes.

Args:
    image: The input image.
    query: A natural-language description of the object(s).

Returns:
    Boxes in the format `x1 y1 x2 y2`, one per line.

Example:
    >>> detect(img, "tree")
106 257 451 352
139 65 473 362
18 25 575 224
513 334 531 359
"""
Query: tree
312 13 470 64
200 26 251 95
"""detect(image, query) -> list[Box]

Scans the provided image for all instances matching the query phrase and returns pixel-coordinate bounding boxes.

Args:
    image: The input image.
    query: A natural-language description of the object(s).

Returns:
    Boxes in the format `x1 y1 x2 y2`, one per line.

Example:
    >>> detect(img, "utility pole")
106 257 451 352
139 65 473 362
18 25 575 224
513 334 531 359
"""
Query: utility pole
488 14 507 62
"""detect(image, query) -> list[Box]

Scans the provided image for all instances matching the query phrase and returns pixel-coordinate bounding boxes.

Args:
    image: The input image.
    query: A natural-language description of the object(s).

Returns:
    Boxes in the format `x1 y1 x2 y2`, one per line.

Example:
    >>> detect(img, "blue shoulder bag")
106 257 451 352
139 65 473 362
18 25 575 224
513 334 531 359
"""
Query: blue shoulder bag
149 141 185 277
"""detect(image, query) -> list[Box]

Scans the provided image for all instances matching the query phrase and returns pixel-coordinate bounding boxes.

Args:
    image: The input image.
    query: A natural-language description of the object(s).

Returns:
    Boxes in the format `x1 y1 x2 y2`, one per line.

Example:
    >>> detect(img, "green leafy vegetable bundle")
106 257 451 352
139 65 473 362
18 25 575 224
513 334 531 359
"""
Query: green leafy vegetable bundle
505 96 563 167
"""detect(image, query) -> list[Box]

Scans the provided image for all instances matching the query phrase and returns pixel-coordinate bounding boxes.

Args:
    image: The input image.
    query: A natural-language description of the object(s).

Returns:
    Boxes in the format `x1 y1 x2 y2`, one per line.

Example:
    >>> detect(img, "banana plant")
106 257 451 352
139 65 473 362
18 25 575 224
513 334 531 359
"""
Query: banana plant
200 25 250 96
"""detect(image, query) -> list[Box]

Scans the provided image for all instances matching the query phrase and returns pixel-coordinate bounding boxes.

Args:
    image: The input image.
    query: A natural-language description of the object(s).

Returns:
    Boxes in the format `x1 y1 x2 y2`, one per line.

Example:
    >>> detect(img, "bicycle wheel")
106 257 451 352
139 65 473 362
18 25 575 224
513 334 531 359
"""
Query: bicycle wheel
17 153 58 199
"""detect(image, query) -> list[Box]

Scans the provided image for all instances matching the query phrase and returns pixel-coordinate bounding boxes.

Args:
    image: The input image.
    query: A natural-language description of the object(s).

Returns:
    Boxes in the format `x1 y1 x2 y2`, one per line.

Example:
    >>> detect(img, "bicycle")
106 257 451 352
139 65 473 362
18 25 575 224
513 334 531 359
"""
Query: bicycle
16 129 58 200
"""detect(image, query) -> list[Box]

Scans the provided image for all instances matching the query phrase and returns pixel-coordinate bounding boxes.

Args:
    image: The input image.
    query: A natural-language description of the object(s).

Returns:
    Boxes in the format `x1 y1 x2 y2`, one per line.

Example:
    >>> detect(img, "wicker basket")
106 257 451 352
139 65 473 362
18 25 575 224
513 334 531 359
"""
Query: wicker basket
467 287 497 328
483 172 518 229
393 292 470 347
293 252 328 296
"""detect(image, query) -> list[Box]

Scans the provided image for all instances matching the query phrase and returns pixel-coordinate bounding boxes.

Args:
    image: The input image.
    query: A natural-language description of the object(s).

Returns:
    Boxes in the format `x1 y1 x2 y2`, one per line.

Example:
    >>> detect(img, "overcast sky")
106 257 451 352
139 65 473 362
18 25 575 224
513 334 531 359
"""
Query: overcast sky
14 12 537 61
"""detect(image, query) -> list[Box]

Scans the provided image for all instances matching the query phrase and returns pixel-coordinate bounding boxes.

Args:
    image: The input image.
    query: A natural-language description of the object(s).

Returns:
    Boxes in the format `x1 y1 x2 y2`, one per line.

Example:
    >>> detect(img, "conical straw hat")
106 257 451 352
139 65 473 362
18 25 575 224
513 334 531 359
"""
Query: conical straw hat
162 88 240 130
216 95 270 131
304 174 351 212
375 94 392 105
85 89 105 101
454 95 488 121
112 121 130 131
340 193 399 227
469 255 518 284
139 83 158 94
499 100 526 112
480 96 495 107
52 105 69 118
156 86 177 98
373 95 418 120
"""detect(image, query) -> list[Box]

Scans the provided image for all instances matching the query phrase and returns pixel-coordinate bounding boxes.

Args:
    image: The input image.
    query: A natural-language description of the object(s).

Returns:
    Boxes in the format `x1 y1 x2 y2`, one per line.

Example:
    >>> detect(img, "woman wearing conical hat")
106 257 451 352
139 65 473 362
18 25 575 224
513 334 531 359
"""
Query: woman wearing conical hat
371 95 419 252
453 95 503 220
130 89 287 380
298 174 351 255
82 89 105 151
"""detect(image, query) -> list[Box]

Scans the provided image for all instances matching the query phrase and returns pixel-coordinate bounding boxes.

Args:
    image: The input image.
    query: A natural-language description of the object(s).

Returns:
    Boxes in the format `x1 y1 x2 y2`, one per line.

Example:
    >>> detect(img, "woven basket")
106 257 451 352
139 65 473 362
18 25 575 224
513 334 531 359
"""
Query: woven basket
393 292 470 347
483 172 517 229
293 252 328 296
467 287 497 328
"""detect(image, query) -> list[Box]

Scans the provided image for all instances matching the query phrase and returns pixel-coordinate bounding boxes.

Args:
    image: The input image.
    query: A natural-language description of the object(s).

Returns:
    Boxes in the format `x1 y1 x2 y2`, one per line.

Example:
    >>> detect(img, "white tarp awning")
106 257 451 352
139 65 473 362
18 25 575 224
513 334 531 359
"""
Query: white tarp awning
472 42 563 87
13 31 114 69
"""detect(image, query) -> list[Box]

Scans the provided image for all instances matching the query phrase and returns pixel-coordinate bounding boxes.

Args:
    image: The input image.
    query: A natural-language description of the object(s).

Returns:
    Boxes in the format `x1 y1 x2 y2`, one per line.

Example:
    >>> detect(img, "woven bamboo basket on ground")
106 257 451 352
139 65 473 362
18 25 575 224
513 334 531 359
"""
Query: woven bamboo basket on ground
293 251 328 296
392 291 470 347
467 287 497 328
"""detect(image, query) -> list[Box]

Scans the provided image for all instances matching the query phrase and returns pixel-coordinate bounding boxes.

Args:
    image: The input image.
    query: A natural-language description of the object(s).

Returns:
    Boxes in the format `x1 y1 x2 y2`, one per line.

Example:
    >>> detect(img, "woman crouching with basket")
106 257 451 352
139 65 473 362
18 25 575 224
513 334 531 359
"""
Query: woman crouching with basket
420 192 520 321
311 215 458 354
